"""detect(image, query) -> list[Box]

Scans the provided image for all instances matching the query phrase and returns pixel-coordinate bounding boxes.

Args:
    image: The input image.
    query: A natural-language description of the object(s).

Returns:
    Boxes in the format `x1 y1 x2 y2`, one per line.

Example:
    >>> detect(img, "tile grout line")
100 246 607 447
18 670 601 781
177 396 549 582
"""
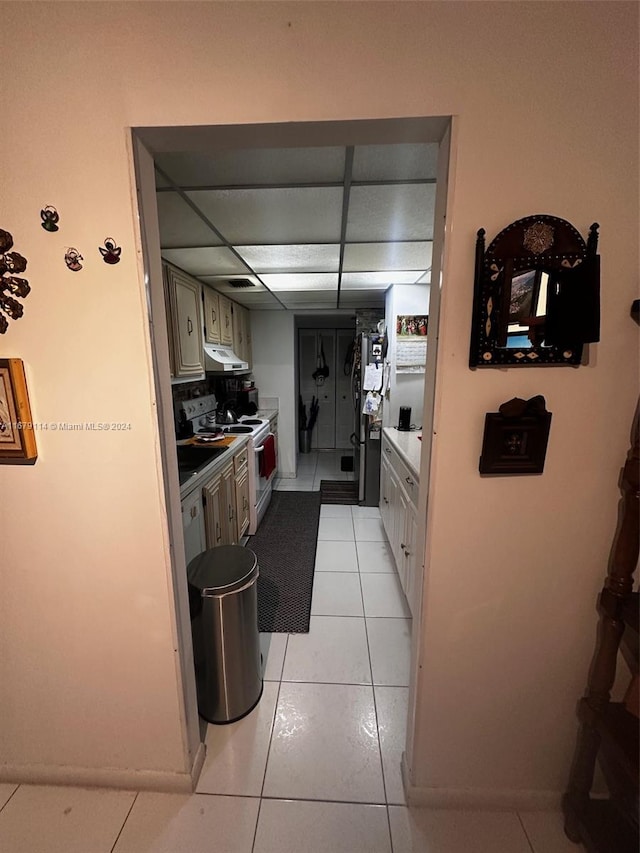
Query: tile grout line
516 811 538 853
252 633 289 852
353 505 395 853
108 791 139 853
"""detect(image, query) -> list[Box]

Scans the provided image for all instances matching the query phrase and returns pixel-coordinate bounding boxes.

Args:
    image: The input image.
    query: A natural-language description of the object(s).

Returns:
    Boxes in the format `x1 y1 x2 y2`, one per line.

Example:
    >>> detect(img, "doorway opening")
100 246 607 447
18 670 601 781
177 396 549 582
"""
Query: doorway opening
131 116 452 789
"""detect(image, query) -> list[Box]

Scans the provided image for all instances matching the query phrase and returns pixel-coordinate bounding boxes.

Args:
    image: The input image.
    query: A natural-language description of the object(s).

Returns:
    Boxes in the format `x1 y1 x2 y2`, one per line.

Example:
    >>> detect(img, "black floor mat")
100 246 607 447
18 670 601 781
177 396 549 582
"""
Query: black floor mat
248 491 321 633
320 480 359 505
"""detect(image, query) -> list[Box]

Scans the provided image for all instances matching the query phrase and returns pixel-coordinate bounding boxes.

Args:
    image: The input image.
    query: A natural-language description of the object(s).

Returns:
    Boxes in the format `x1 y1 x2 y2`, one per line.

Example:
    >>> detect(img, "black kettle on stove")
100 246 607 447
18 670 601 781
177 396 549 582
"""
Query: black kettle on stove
216 400 238 425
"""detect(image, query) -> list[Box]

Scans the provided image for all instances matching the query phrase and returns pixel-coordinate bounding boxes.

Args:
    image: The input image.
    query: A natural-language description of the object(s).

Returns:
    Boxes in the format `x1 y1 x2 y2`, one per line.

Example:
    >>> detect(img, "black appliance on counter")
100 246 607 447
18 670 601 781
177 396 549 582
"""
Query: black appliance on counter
236 387 259 416
398 406 412 431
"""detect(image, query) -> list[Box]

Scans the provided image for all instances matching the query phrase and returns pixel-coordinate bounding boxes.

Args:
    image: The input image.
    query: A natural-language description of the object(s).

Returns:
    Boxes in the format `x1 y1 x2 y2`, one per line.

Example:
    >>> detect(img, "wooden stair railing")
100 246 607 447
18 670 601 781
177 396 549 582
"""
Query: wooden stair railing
562 405 639 852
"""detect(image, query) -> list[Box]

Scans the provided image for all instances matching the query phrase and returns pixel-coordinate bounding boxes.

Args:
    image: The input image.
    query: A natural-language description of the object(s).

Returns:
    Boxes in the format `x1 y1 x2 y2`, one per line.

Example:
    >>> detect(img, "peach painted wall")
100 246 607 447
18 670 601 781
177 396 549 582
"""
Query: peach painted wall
1 1 637 796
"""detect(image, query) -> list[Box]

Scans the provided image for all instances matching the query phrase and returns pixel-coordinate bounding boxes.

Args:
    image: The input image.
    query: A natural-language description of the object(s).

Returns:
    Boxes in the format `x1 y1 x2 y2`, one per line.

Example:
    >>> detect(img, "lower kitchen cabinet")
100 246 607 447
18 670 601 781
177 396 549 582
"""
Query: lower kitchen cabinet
202 471 226 549
234 446 250 539
380 434 419 616
182 440 251 565
181 486 207 567
204 462 238 547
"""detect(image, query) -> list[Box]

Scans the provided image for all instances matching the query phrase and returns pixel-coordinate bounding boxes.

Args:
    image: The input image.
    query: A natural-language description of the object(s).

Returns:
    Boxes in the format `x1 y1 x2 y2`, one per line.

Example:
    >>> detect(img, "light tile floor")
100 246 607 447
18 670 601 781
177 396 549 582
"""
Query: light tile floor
0 496 577 852
274 449 355 492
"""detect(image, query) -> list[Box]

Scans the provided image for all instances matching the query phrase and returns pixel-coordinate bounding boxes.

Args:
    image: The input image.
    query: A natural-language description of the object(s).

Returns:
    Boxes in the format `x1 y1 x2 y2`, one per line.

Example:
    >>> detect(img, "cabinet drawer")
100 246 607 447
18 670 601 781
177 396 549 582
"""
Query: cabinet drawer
234 445 249 473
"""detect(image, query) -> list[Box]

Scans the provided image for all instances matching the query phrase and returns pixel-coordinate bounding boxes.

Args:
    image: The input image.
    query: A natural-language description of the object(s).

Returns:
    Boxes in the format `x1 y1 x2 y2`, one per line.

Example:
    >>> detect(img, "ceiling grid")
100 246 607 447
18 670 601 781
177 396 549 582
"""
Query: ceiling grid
155 142 437 311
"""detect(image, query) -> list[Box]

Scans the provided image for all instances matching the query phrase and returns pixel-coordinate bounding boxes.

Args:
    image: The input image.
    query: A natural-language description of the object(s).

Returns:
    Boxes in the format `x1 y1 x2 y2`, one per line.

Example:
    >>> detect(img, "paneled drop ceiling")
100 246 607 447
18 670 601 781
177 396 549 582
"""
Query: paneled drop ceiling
155 143 437 311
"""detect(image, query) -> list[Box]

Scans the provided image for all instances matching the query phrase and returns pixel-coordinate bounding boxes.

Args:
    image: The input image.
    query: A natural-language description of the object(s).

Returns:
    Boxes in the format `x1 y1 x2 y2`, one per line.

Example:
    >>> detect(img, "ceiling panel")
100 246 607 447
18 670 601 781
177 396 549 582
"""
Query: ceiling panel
199 275 267 293
223 291 282 308
352 143 439 181
343 241 432 272
155 147 346 187
346 184 436 242
186 187 343 245
161 247 250 276
338 293 386 308
237 244 340 273
260 273 338 291
341 271 421 289
282 291 337 303
156 192 222 248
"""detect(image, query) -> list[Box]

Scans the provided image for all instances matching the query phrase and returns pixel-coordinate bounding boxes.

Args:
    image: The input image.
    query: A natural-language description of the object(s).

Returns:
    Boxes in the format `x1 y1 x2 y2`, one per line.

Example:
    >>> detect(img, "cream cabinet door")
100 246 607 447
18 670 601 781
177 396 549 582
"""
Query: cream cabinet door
219 294 233 346
401 499 418 616
221 463 237 544
232 302 245 360
181 489 206 567
203 286 221 345
235 466 250 538
203 474 225 549
244 308 252 369
168 267 204 378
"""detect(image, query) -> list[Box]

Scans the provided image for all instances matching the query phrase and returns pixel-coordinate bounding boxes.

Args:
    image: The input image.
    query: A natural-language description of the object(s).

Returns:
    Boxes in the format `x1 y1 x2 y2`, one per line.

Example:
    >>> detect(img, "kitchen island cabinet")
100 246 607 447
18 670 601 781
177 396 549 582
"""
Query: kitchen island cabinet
380 428 421 616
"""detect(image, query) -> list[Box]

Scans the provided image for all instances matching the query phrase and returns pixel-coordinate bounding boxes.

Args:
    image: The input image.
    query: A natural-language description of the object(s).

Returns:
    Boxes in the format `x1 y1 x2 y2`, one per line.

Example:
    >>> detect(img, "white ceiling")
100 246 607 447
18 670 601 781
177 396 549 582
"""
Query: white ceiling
155 142 437 311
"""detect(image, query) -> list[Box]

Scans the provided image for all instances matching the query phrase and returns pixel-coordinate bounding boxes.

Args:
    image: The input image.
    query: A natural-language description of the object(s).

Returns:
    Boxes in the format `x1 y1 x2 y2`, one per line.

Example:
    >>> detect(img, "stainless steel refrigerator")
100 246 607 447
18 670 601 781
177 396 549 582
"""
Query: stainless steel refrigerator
351 333 385 506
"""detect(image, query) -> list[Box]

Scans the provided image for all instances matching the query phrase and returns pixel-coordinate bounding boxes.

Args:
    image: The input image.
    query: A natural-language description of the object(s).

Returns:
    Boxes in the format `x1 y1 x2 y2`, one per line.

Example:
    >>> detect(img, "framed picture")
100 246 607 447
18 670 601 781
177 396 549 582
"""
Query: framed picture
396 315 428 338
0 358 37 462
479 410 551 475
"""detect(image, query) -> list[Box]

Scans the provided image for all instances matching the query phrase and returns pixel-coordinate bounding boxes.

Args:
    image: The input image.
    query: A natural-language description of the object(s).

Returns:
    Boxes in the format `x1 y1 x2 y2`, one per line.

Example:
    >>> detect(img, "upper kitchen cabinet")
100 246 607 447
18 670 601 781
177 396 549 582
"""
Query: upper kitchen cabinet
232 303 252 368
218 293 233 346
202 285 221 345
164 264 205 380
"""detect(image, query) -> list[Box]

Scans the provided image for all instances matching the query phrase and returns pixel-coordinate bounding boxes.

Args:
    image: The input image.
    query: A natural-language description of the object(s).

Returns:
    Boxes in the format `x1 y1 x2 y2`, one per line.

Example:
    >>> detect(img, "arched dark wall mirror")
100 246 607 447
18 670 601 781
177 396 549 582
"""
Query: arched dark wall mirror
469 215 600 367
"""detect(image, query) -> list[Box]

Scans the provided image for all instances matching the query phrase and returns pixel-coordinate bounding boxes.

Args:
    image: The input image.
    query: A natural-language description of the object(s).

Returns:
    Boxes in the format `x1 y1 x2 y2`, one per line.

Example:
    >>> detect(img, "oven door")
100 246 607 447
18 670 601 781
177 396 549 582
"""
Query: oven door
249 430 277 534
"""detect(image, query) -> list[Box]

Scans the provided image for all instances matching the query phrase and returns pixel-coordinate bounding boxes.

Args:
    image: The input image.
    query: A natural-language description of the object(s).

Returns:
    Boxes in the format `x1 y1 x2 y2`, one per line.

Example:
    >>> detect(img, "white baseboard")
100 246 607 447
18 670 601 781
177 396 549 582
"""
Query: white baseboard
1 743 207 794
279 471 296 479
400 754 562 811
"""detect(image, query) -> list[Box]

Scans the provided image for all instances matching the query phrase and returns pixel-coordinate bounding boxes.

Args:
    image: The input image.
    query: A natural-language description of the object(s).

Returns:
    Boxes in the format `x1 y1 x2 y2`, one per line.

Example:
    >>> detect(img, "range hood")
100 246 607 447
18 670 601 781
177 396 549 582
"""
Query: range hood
203 344 249 372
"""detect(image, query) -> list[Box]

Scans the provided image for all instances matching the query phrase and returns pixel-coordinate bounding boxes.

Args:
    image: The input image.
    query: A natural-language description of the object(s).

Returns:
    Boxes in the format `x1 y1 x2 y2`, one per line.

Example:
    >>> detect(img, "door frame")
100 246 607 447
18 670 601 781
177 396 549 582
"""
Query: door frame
130 117 454 790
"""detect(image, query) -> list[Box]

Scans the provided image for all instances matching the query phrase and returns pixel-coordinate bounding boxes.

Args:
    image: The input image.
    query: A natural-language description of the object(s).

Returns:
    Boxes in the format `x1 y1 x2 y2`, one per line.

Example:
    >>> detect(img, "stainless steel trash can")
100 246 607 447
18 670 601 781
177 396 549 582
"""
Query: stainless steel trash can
187 545 263 724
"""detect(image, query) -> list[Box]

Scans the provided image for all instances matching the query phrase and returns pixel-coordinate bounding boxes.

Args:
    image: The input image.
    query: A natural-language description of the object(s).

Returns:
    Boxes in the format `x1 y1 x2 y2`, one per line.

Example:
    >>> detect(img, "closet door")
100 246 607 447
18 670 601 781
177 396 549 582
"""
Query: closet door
299 330 318 447
335 330 355 449
314 330 336 449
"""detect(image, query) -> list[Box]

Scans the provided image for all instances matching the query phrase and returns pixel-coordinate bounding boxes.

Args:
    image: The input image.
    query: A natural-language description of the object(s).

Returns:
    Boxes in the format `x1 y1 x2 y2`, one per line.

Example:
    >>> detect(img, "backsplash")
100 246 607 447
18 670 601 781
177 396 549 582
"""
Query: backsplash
171 375 255 406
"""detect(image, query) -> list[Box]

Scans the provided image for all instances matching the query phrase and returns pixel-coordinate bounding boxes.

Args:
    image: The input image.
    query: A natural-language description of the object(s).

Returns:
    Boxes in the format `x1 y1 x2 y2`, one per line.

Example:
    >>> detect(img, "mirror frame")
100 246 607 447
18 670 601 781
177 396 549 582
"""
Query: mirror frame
469 215 599 367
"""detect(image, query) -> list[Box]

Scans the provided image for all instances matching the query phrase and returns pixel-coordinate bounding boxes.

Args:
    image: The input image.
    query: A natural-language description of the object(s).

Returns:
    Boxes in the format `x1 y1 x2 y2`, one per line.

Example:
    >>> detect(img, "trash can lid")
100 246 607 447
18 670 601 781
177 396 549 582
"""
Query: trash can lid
187 546 258 595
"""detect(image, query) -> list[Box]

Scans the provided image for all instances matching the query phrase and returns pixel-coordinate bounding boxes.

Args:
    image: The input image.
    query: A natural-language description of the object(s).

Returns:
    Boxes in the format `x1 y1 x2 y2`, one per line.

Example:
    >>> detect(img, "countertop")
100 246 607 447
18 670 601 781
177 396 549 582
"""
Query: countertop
257 408 278 423
382 427 422 480
179 433 250 499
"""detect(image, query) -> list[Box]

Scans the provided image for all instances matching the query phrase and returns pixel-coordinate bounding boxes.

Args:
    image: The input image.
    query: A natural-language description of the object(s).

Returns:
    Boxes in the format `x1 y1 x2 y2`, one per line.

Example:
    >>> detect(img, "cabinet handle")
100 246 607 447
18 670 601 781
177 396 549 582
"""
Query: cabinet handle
401 543 406 551
190 505 197 519
405 476 415 486
187 316 193 336
211 309 217 324
383 497 389 504
384 448 391 455
215 522 221 542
